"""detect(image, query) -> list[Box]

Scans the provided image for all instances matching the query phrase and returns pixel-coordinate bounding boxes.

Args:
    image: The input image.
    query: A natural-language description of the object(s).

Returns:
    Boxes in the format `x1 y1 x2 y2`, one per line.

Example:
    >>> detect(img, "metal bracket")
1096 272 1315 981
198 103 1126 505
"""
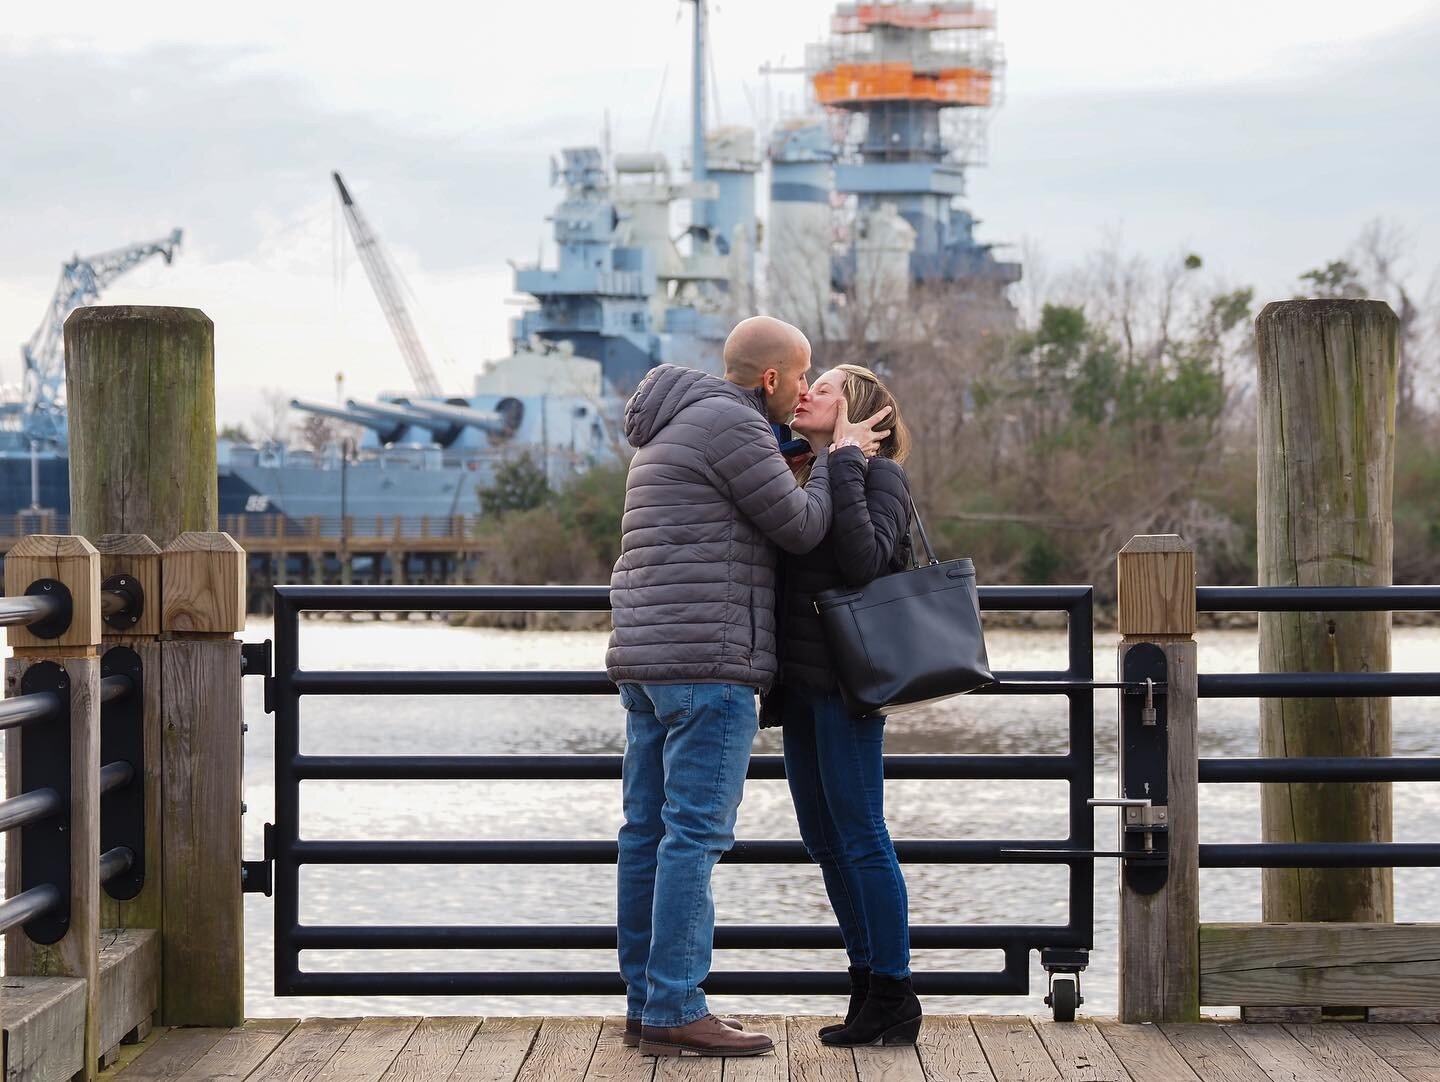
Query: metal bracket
25 579 73 640
1116 642 1170 894
100 646 145 901
241 639 273 714
20 662 71 942
242 822 274 897
101 574 145 631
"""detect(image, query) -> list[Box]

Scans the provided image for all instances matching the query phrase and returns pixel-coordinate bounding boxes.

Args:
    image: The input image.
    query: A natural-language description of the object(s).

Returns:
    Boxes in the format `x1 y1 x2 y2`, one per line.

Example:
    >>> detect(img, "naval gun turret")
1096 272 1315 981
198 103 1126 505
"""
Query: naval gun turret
290 398 416 446
290 395 524 450
370 398 522 441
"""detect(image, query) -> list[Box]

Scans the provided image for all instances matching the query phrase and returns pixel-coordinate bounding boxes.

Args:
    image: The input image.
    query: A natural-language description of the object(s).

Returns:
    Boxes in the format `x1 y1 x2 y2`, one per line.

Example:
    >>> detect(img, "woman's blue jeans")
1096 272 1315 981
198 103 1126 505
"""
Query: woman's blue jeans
616 681 758 1027
781 683 911 979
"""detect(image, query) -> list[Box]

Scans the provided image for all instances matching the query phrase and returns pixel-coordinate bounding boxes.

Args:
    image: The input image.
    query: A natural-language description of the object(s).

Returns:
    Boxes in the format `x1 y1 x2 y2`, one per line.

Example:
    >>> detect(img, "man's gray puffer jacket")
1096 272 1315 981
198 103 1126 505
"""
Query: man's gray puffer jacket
606 363 832 693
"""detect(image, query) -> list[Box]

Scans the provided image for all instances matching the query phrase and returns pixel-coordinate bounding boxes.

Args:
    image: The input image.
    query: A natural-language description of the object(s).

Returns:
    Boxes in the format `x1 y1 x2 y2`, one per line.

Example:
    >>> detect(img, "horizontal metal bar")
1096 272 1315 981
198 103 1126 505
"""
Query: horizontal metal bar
99 761 135 795
1201 843 1440 868
282 968 1028 997
0 691 62 731
1198 673 1440 698
275 583 1092 615
0 787 62 833
293 753 1079 782
292 922 1078 951
98 846 134 885
1200 757 1440 783
291 839 1085 865
0 883 62 936
0 594 63 628
290 669 1088 697
100 675 134 704
1197 585 1440 613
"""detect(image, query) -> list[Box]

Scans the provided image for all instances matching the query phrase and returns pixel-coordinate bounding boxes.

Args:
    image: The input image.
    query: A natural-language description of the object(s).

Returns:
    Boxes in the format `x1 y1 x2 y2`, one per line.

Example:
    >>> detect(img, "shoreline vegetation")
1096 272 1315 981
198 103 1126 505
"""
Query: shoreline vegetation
459 226 1435 622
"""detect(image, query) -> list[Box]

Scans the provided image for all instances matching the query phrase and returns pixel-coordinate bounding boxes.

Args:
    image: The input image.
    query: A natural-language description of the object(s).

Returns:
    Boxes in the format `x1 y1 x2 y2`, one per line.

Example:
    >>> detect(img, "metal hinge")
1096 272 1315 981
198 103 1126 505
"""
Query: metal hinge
240 639 274 714
241 822 274 897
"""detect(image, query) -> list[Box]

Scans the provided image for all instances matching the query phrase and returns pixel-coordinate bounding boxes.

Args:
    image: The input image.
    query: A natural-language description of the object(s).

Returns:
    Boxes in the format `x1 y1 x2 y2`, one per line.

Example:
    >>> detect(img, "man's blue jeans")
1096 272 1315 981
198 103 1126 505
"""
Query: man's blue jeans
616 681 758 1027
781 683 911 979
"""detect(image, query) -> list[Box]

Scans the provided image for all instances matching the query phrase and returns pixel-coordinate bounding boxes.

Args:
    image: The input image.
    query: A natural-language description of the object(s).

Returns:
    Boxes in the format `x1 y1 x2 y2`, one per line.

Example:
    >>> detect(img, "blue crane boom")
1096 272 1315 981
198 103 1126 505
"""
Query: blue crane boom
20 228 184 440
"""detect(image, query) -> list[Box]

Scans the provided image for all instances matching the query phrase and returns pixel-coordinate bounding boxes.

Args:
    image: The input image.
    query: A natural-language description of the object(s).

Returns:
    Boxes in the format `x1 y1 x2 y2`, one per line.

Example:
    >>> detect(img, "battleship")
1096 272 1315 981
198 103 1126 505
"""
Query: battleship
4 0 1020 535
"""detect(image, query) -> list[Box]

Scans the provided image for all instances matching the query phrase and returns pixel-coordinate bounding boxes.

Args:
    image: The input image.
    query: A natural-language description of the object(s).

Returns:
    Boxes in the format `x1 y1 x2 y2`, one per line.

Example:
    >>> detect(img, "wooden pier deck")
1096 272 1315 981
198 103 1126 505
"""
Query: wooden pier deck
107 1014 1440 1081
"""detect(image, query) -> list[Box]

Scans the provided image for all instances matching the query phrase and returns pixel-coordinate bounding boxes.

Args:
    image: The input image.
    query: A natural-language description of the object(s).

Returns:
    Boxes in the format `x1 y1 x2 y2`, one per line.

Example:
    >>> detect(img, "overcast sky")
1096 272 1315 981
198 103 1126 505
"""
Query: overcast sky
2 0 1436 424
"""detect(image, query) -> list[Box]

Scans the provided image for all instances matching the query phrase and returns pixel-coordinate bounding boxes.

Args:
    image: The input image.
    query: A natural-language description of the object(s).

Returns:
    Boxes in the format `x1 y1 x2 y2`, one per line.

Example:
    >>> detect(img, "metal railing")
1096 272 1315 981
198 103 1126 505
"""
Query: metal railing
268 583 1098 1004
1194 585 1440 870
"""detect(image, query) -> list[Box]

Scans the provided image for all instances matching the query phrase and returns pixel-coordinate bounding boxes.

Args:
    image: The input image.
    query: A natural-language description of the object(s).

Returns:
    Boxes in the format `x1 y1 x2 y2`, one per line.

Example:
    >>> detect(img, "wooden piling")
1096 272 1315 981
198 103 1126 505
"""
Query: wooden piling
1256 299 1398 926
64 305 217 545
1116 534 1199 1023
4 535 103 1079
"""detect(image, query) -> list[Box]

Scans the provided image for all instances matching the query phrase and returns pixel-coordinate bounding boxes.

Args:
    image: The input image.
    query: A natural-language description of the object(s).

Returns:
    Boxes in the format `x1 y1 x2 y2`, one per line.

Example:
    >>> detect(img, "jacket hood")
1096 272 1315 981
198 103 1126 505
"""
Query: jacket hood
624 364 761 447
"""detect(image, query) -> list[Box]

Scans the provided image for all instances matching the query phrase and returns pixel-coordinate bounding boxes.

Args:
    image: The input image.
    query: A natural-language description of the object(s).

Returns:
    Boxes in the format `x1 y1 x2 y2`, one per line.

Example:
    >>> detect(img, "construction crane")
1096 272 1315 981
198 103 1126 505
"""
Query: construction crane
19 228 184 440
332 172 443 398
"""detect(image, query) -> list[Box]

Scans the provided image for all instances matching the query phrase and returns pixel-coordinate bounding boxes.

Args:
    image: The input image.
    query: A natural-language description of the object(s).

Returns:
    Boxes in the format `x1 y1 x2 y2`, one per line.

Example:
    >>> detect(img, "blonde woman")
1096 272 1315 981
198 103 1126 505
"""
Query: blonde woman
769 364 920 1046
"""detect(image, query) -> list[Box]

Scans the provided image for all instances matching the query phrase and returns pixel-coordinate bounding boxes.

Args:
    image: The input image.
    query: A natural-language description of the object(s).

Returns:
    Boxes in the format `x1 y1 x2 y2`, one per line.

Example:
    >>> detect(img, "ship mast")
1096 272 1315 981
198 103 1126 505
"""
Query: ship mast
688 0 710 232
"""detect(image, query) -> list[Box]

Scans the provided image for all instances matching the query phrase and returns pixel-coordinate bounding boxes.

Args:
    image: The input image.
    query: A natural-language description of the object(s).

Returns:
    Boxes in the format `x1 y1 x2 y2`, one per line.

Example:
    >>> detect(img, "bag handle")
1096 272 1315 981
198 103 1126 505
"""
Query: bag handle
909 500 939 567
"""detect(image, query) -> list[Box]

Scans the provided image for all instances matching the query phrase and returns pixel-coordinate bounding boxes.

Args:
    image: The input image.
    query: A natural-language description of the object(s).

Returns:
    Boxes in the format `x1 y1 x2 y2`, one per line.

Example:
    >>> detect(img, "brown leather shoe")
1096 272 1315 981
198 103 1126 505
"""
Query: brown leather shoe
639 1014 774 1057
624 1016 742 1047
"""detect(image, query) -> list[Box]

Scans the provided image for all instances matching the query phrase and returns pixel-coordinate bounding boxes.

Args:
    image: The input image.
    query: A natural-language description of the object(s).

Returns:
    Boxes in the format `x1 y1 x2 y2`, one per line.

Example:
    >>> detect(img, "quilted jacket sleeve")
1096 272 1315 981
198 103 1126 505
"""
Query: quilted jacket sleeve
704 407 833 556
830 447 911 586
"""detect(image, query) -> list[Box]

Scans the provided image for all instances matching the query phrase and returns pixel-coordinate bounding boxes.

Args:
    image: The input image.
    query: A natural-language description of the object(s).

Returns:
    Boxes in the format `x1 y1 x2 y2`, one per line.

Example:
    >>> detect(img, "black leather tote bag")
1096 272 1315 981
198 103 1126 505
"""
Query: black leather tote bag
814 503 993 716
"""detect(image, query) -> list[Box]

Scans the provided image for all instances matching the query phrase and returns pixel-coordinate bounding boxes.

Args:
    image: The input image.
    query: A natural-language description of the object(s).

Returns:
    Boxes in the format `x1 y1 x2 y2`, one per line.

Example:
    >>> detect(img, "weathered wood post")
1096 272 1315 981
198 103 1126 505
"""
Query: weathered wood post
1256 299 1397 926
65 304 247 1026
1115 534 1199 1022
4 536 103 1079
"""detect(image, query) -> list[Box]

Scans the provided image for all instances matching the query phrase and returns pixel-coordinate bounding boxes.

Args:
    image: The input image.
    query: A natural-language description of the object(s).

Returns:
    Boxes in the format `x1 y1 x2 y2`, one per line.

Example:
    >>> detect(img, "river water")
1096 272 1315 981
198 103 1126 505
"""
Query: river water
218 618 1440 1021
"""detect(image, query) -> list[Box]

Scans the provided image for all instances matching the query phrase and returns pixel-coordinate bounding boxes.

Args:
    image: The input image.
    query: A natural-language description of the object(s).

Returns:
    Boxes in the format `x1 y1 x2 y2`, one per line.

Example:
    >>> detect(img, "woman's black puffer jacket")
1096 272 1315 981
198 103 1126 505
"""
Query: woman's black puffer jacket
765 444 912 718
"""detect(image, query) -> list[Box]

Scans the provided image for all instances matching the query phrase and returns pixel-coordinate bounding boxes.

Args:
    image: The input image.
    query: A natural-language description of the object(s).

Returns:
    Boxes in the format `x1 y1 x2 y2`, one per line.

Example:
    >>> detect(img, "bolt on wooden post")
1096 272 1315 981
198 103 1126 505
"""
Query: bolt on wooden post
4 535 103 1079
1115 534 1199 1023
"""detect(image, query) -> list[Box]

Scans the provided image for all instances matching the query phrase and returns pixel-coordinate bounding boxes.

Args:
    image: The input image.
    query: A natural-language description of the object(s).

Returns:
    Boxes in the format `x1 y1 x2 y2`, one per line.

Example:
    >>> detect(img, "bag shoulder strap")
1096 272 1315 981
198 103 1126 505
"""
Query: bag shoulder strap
909 499 939 566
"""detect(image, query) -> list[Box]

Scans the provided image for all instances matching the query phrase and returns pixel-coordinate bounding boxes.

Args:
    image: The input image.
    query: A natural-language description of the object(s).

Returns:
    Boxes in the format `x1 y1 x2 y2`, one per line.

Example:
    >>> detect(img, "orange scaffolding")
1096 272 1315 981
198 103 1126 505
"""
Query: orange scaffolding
813 62 994 107
831 3 996 34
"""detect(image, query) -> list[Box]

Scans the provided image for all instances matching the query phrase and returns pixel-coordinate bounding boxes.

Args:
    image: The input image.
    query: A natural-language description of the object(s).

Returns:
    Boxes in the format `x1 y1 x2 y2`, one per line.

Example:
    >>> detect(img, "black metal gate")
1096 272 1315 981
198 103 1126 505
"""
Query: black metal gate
258 583 1097 1009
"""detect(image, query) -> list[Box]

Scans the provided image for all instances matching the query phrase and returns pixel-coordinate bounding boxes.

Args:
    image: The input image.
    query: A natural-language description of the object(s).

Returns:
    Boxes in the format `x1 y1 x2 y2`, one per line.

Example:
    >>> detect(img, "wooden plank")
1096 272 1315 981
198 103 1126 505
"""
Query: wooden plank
1349 1023 1440 1082
246 1018 356 1082
380 1017 481 1082
787 1016 857 1082
1159 1025 1271 1082
6 654 102 1079
915 1015 995 1082
0 975 86 1082
1033 1022 1132 1081
112 1025 228 1080
972 1017 1062 1082
1207 1023 1323 1082
1200 923 1440 1007
312 1018 420 1080
582 1018 653 1082
1281 1024 1407 1082
100 639 163 934
159 635 243 1026
172 1018 299 1081
98 928 160 1055
448 1017 541 1082
724 1016 789 1082
512 1017 600 1082
655 1028 723 1079
853 1041 925 1082
1095 1023 1202 1082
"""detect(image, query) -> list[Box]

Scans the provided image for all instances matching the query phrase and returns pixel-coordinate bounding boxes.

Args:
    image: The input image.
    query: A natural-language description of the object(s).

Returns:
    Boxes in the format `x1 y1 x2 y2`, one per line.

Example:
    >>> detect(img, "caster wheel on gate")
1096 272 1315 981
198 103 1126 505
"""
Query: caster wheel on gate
1046 975 1078 1022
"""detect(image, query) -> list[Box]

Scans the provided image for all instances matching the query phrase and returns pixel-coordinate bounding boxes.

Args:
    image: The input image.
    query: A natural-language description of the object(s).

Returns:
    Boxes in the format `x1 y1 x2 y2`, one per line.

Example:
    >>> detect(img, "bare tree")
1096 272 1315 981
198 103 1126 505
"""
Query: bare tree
250 388 292 447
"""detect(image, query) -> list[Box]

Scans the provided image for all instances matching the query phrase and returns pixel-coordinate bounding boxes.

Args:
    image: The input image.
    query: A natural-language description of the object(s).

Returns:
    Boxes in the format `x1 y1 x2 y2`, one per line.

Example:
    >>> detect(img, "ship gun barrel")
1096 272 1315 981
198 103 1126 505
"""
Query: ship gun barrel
290 398 411 446
381 398 521 437
343 400 465 446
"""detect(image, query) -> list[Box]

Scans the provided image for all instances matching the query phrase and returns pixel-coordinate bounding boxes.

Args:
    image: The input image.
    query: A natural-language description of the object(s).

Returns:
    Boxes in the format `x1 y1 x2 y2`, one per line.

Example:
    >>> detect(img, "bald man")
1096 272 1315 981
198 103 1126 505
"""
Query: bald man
607 317 889 1058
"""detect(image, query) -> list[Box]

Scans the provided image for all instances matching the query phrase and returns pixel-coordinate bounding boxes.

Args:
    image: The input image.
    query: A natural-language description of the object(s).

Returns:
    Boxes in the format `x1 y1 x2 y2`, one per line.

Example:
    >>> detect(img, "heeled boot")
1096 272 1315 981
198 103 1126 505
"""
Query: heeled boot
818 965 870 1037
819 973 921 1046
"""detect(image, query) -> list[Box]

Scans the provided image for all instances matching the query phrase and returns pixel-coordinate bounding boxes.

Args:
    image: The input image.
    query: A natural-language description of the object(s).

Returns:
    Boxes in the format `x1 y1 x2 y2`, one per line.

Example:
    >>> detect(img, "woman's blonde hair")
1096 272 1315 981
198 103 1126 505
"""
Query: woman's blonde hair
833 364 911 464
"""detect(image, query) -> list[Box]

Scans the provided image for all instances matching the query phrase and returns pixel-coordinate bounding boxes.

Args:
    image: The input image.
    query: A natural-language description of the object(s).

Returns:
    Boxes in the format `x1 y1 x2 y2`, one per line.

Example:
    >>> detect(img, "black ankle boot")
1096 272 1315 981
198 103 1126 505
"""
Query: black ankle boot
820 973 921 1046
819 966 870 1037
